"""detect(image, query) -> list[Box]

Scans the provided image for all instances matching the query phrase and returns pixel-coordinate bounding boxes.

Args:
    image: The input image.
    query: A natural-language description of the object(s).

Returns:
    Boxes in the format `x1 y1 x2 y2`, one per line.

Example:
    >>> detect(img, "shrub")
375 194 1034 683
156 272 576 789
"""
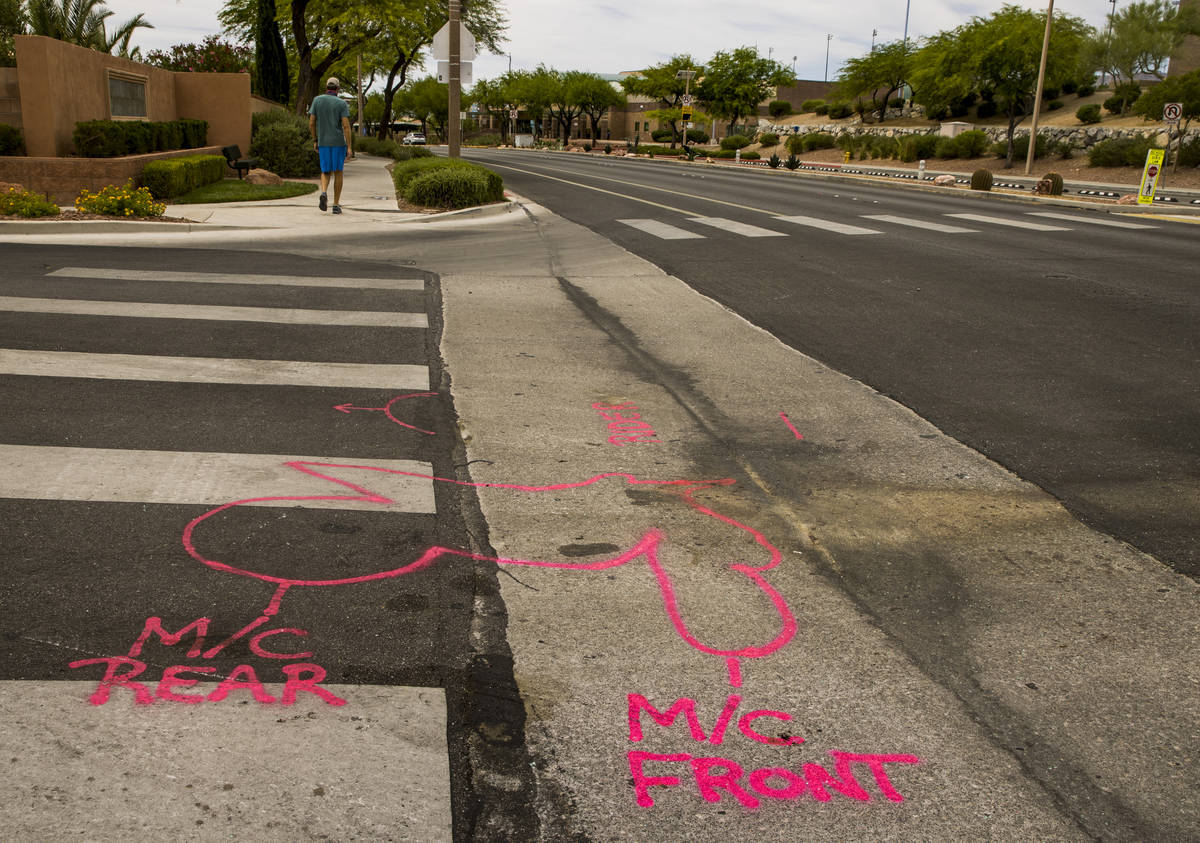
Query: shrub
1103 82 1142 114
800 131 836 152
469 133 502 146
1041 86 1060 101
720 134 753 150
0 186 58 217
1051 139 1074 159
814 102 830 115
800 99 825 113
140 154 226 198
1076 103 1102 124
1087 135 1158 167
975 101 997 119
898 133 939 162
889 97 905 108
1075 83 1095 97
686 128 708 144
0 124 25 155
250 120 319 177
72 119 207 157
1047 99 1064 111
403 167 496 209
868 135 899 159
74 180 165 217
604 143 612 154
393 145 434 161
970 168 993 191
935 137 960 159
768 153 781 168
827 101 853 119
954 129 990 158
768 100 792 118
651 128 673 142
392 157 503 204
928 106 951 121
738 150 760 160
990 133 1047 159
1061 79 1078 95
758 132 780 147
1178 136 1200 167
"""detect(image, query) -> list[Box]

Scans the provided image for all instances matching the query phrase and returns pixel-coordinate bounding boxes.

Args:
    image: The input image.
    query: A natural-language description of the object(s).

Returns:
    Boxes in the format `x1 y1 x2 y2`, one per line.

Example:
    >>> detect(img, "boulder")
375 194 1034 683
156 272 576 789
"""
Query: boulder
0 181 26 193
933 174 957 186
1116 194 1140 205
244 169 283 186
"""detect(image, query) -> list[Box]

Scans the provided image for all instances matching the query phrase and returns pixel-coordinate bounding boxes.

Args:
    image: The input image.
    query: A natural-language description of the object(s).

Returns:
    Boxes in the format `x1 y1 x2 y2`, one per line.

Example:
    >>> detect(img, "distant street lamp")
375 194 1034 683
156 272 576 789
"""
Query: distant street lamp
871 28 878 52
824 34 833 82
903 0 911 47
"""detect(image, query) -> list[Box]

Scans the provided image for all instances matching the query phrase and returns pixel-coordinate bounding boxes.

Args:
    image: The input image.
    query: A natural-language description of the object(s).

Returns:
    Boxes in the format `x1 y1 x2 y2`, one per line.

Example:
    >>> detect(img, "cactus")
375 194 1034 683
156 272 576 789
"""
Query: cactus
768 153 782 169
970 168 994 191
1042 171 1064 195
785 153 800 170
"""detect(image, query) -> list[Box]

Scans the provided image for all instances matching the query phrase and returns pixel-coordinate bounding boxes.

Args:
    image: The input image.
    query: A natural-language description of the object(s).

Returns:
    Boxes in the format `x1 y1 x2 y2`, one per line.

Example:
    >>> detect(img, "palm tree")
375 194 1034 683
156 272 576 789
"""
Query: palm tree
24 0 151 55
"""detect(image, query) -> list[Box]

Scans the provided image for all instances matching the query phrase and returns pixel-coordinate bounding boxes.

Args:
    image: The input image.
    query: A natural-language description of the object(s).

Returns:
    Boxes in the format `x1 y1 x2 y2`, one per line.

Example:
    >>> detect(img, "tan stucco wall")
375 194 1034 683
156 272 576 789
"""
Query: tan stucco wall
12 35 250 158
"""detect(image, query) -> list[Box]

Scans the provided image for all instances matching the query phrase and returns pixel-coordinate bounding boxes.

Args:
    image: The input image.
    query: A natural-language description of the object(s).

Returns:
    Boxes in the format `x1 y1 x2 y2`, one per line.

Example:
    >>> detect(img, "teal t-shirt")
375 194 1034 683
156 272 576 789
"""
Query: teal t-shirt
308 93 349 147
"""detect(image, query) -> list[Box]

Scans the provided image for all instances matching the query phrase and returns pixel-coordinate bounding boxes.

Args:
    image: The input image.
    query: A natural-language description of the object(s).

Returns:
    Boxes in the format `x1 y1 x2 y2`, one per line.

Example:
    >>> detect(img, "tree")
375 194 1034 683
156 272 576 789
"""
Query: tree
835 39 914 122
911 6 1094 168
399 75 447 140
544 68 590 145
506 67 557 139
575 73 624 144
254 0 289 104
144 35 253 74
622 54 702 148
3 0 152 62
1134 67 1200 162
1093 0 1200 87
698 47 796 134
469 74 518 143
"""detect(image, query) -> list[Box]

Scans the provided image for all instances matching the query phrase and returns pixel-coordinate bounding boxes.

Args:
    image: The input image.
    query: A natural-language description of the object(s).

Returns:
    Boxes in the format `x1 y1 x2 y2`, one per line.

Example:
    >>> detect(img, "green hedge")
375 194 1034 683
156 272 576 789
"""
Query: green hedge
392 158 504 209
720 134 753 150
73 119 208 157
140 154 226 199
0 124 25 156
1087 135 1159 167
353 135 435 161
250 119 319 177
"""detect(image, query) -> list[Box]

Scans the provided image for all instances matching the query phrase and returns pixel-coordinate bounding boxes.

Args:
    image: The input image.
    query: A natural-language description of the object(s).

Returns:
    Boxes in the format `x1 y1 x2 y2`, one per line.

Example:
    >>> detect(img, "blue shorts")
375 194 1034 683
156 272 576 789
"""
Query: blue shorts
318 145 347 173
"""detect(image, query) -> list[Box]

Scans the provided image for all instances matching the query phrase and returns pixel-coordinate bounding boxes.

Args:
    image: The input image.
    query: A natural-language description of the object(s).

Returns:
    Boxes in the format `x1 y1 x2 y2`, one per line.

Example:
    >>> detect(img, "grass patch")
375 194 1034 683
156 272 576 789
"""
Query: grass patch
171 179 318 204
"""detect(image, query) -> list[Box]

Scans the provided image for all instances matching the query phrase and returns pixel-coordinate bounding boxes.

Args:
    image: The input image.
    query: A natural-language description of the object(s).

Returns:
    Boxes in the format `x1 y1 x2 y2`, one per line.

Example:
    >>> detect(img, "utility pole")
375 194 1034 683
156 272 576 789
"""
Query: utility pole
904 0 911 47
356 54 365 137
448 0 462 159
1025 0 1054 175
825 34 833 82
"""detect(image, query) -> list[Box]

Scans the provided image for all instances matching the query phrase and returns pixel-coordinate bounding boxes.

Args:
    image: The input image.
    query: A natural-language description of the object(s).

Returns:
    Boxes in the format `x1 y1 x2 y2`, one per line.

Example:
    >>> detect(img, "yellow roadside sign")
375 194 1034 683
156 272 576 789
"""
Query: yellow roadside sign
681 105 693 119
1137 149 1165 205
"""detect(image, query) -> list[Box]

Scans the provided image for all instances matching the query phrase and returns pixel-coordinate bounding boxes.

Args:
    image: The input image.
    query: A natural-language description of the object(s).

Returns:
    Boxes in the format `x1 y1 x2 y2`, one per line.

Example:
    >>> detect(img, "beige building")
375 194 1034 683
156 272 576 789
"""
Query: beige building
1168 0 1200 77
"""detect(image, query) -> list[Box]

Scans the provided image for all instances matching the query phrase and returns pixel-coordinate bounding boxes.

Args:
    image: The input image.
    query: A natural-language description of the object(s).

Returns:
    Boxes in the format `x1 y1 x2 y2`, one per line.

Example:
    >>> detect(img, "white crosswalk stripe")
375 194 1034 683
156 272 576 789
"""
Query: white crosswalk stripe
49 267 424 291
861 214 979 234
686 217 788 237
618 219 706 239
774 215 882 235
0 444 437 512
1026 212 1157 229
0 348 429 389
945 213 1071 231
0 296 427 328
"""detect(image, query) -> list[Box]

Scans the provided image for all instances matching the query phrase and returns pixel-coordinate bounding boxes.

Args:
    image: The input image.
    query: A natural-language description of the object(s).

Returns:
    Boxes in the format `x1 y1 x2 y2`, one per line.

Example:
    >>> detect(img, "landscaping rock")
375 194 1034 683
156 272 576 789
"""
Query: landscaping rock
0 181 27 193
244 169 283 186
933 174 957 186
1117 194 1140 205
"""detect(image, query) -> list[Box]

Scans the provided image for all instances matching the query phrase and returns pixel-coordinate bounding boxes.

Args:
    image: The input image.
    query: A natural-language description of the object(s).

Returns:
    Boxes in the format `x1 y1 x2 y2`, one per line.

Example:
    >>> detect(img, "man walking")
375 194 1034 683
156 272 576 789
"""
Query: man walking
308 77 355 214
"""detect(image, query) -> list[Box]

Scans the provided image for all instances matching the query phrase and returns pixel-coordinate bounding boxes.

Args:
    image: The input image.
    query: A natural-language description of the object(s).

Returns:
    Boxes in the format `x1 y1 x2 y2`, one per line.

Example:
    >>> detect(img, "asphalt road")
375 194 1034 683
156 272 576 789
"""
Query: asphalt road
0 244 534 839
466 149 1200 579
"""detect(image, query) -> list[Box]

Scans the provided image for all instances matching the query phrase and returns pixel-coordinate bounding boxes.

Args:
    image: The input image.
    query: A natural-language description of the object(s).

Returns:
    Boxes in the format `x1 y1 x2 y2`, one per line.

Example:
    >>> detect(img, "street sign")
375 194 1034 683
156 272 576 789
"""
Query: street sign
1137 148 1165 205
1163 102 1183 122
509 109 519 120
431 22 476 62
681 106 693 119
436 61 473 86
681 94 693 106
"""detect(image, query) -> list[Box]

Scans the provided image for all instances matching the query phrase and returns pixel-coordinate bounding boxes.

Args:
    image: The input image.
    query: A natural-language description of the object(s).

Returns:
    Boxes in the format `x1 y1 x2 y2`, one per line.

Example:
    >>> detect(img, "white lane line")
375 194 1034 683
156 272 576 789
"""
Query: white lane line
861 214 979 234
773 215 882 235
618 219 706 239
0 349 429 390
48 267 424 291
944 213 1071 231
0 297 427 328
1026 212 1157 230
686 217 788 237
0 444 437 512
0 682 451 840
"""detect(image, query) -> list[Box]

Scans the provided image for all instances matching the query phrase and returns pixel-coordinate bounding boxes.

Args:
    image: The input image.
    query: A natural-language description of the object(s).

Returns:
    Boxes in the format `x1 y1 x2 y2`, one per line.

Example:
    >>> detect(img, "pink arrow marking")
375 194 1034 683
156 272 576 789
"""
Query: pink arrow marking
181 467 796 680
779 412 804 440
333 392 438 436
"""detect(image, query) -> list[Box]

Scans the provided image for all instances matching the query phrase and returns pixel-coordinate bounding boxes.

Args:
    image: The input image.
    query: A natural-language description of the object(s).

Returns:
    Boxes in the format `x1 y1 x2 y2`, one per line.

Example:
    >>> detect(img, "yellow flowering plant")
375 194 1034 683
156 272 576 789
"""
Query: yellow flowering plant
74 180 165 218
0 187 59 218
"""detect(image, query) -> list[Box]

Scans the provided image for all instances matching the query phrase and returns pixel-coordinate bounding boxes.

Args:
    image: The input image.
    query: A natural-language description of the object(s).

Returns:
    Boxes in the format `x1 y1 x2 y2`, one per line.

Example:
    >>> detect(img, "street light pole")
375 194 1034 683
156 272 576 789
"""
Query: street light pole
825 34 833 82
1024 0 1054 175
904 0 911 47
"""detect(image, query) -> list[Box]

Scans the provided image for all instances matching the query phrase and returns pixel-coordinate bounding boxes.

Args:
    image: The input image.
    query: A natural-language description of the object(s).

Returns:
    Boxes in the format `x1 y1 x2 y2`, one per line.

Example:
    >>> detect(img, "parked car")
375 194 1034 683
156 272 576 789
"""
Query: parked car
402 132 426 145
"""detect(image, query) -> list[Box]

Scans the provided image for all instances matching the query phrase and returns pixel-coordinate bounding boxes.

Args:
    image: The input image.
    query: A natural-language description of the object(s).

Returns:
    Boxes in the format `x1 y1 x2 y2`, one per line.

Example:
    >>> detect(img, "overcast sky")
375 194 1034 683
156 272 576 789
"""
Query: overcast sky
103 0 1117 85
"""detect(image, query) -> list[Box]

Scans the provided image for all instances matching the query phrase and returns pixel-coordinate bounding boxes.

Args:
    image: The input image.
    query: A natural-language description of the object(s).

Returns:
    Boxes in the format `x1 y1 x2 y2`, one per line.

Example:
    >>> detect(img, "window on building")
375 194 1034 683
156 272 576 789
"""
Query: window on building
634 121 640 132
108 72 147 118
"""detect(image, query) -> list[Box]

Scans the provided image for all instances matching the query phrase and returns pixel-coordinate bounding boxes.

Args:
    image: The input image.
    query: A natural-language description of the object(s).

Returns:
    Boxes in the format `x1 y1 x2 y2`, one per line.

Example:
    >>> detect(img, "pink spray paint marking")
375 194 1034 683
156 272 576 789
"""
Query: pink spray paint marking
182 466 796 673
779 412 804 440
334 392 439 436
